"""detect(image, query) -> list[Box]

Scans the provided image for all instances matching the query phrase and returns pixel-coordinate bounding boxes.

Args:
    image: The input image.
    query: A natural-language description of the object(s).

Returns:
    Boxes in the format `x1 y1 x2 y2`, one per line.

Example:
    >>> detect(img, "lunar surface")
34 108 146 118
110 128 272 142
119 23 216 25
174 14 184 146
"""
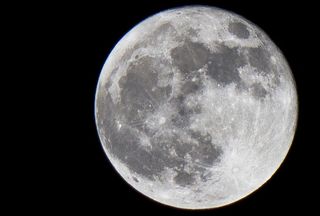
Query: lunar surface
95 6 298 209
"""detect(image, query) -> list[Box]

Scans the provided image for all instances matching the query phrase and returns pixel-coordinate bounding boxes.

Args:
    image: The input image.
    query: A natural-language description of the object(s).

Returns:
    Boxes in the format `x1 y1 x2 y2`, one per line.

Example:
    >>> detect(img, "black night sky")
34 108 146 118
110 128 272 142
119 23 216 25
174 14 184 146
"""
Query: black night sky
9 0 318 215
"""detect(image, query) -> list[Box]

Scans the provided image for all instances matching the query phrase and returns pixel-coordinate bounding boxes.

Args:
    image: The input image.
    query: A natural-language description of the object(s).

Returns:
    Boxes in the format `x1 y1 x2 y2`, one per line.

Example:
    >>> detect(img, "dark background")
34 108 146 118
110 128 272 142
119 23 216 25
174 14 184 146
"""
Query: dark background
9 0 317 215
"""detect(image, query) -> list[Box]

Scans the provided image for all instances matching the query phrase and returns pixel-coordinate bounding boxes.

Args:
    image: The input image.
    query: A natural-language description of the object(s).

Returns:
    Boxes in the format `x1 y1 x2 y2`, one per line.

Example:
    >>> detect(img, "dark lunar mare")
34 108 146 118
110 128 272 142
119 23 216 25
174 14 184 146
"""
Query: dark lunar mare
96 55 223 186
170 39 278 99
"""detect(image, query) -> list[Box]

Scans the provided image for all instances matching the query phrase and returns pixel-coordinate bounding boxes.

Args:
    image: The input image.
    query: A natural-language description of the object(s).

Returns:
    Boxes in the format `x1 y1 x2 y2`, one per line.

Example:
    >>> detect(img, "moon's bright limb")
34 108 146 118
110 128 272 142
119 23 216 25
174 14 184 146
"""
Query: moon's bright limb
95 6 298 209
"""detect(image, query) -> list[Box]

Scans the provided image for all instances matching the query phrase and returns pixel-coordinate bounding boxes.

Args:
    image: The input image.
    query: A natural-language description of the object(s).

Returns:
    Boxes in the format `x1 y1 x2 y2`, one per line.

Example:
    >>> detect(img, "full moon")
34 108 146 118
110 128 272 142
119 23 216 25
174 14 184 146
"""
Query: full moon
95 6 298 209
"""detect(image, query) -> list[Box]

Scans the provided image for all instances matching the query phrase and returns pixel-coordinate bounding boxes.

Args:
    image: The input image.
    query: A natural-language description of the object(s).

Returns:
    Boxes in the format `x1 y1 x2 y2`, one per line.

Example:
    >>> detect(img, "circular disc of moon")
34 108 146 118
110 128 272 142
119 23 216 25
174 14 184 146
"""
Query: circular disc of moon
95 6 298 209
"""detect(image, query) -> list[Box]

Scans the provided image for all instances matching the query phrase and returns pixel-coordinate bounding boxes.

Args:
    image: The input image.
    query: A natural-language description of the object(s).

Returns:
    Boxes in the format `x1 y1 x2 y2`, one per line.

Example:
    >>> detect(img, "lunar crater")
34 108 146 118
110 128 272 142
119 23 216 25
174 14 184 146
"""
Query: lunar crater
228 21 250 39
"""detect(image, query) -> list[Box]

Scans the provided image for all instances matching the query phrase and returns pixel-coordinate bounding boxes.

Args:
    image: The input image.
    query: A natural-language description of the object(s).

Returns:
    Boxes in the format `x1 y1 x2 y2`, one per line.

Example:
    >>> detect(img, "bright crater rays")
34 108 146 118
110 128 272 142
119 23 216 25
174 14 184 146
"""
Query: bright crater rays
95 6 298 209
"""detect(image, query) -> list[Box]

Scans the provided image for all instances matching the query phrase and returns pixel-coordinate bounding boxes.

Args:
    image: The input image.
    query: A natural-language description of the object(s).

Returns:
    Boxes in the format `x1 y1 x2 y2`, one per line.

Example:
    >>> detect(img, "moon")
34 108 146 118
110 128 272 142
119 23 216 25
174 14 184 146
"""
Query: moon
95 6 298 209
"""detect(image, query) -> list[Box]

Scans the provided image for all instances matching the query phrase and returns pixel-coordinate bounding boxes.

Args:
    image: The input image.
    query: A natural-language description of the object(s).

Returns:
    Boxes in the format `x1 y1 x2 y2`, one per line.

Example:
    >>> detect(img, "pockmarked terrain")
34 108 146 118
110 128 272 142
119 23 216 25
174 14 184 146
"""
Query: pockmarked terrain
95 6 298 209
